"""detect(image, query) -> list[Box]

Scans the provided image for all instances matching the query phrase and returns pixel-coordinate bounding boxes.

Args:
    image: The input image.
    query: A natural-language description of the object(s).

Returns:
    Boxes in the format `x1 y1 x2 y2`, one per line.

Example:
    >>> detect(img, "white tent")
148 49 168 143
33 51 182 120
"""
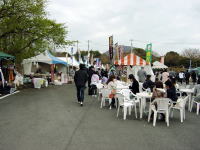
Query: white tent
57 56 79 68
22 51 67 75
152 61 168 69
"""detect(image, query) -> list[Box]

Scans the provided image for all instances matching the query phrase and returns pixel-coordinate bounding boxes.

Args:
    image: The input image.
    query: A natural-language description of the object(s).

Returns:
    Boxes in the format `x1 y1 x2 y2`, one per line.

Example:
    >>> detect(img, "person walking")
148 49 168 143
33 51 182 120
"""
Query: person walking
185 70 190 85
178 71 184 84
137 67 147 83
74 64 88 106
191 71 197 85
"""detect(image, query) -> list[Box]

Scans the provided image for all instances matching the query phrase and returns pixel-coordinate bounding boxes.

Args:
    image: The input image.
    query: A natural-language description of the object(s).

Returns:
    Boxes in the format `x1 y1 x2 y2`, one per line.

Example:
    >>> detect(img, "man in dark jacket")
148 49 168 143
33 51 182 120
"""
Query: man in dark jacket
74 64 88 106
185 70 190 85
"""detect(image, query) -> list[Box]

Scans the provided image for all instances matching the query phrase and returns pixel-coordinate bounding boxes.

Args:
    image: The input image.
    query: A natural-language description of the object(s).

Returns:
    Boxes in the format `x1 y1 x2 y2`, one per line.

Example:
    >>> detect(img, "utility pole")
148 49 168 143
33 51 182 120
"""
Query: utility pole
130 39 133 54
87 40 90 65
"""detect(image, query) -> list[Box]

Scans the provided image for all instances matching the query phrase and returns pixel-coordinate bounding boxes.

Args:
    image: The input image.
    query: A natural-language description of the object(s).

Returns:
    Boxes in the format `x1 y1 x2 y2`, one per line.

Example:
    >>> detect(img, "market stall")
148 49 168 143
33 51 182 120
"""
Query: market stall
115 53 155 81
22 51 68 87
0 52 16 94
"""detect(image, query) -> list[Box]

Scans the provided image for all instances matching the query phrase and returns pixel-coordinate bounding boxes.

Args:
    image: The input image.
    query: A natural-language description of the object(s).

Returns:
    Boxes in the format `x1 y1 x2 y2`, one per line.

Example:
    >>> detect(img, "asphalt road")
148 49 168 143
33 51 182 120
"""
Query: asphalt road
0 84 199 150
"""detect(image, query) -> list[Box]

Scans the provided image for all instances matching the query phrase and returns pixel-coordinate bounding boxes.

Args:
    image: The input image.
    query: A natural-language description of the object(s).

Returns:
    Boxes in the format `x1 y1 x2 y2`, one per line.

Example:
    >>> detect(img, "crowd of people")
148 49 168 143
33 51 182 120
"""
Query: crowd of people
73 64 200 117
154 69 198 85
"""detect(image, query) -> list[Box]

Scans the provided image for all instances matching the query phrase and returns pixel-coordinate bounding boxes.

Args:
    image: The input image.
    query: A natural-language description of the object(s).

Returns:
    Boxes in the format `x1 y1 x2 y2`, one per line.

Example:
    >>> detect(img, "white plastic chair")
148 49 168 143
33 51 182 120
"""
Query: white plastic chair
148 98 171 127
119 89 140 118
116 93 136 120
96 83 104 100
100 88 112 109
191 96 200 115
170 96 189 122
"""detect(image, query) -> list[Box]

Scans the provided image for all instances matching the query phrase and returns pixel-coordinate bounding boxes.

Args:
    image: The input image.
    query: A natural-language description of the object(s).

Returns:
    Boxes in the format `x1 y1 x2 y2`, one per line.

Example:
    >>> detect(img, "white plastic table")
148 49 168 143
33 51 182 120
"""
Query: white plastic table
136 92 152 119
179 88 194 111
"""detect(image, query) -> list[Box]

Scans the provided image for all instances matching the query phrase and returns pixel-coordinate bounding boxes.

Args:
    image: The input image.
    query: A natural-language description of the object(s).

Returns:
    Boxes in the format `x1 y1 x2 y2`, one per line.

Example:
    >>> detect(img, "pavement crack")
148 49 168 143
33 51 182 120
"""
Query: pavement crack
64 98 94 150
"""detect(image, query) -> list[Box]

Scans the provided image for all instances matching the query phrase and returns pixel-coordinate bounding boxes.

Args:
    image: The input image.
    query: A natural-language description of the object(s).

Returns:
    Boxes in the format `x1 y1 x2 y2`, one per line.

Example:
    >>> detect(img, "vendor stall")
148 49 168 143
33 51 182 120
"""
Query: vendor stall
0 51 16 94
115 53 155 81
22 51 68 87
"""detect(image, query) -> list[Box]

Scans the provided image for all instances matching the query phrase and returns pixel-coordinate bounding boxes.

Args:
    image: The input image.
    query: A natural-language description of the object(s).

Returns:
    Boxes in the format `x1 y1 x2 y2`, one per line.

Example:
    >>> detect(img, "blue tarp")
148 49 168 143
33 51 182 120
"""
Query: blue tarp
47 51 68 66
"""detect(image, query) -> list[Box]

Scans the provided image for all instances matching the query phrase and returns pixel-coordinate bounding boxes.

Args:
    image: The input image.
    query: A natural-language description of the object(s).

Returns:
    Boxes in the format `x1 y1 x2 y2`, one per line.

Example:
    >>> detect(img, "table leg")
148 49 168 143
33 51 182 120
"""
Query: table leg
140 98 143 119
188 93 192 111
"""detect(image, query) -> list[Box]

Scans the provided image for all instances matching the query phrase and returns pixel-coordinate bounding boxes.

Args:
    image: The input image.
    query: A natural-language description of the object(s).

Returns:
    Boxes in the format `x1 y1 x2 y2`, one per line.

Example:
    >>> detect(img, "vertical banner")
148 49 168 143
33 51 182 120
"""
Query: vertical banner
118 45 123 60
71 47 74 67
87 51 90 65
160 56 164 64
115 43 118 61
146 43 152 64
66 53 68 63
91 54 94 66
96 58 99 67
78 49 81 63
109 36 113 61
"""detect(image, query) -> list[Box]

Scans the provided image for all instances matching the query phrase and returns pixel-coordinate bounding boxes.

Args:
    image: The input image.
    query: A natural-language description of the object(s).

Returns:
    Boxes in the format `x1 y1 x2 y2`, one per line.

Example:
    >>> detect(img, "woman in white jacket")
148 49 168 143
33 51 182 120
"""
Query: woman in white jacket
90 71 100 96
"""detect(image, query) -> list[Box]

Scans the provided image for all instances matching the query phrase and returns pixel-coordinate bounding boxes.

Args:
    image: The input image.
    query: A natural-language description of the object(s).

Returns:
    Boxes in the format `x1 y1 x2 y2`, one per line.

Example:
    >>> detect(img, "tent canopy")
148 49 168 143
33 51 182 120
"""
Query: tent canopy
152 61 168 69
115 53 149 66
22 51 67 65
22 51 67 75
57 56 79 67
0 51 15 60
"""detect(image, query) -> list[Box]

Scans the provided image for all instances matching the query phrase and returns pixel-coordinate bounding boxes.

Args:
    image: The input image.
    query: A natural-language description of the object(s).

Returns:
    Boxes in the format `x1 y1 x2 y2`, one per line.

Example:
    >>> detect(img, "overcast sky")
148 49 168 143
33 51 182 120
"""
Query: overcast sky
46 0 200 55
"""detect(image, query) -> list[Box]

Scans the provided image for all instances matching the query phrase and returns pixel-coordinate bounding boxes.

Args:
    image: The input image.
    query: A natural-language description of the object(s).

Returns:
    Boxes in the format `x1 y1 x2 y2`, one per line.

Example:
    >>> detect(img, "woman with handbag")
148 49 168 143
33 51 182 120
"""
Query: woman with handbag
106 75 117 108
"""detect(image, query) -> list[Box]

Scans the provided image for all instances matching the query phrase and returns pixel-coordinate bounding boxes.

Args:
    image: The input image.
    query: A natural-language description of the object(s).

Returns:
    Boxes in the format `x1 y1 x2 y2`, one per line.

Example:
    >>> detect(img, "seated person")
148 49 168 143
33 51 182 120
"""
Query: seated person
143 75 155 92
193 77 200 103
151 80 165 120
152 81 165 100
165 80 178 102
90 71 100 96
128 74 139 94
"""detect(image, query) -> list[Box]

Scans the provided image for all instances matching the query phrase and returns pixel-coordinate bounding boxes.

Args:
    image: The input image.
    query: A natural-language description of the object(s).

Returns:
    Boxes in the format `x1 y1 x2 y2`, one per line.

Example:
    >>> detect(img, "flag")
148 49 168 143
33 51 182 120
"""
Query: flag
66 53 68 64
90 53 94 65
109 36 113 60
118 45 122 60
146 43 152 64
115 43 118 61
78 49 81 63
87 50 90 65
71 47 73 55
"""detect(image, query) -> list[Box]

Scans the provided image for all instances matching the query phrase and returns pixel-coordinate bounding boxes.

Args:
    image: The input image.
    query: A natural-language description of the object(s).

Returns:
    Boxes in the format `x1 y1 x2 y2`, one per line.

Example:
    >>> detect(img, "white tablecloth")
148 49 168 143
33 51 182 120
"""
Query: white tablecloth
136 92 152 119
33 78 47 89
179 88 194 111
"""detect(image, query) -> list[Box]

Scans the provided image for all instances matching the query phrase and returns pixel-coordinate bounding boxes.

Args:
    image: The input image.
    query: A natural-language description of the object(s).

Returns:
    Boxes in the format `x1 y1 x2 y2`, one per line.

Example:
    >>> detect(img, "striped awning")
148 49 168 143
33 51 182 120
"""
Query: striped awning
115 53 149 66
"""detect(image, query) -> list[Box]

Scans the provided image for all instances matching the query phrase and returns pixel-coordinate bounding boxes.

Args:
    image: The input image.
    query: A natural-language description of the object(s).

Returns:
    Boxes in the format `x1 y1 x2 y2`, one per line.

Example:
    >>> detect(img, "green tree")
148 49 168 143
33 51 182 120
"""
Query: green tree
0 0 71 63
165 51 181 67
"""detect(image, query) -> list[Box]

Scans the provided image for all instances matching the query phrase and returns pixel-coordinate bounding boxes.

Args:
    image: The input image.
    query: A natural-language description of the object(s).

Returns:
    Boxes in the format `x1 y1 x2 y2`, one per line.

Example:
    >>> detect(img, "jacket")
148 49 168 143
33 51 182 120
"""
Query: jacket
74 69 88 87
137 70 147 83
129 80 139 94
143 79 155 92
166 86 178 102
